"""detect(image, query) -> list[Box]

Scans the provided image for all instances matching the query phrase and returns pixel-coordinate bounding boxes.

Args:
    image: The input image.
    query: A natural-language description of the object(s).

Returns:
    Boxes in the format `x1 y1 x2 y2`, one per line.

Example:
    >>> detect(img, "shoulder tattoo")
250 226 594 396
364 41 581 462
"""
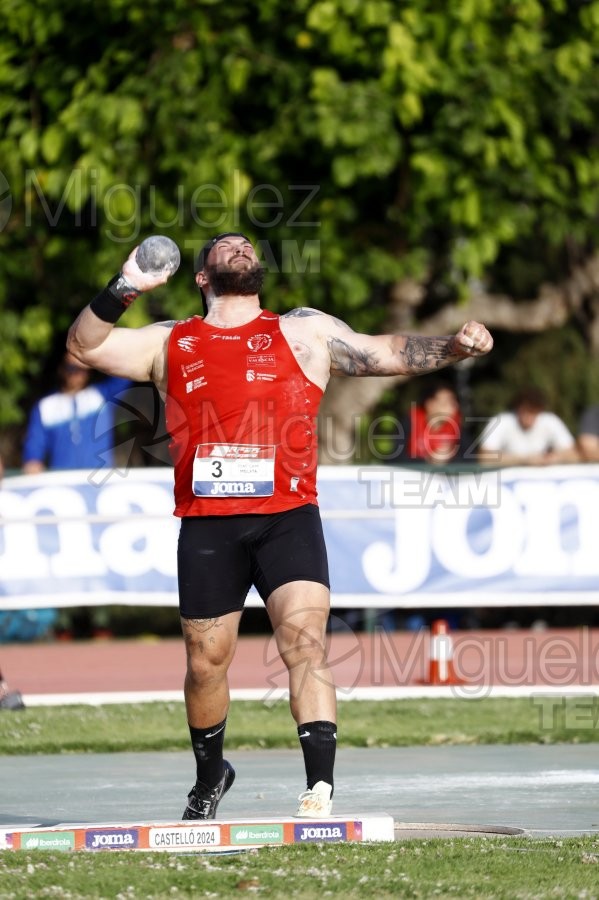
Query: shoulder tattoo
283 308 353 336
282 308 323 319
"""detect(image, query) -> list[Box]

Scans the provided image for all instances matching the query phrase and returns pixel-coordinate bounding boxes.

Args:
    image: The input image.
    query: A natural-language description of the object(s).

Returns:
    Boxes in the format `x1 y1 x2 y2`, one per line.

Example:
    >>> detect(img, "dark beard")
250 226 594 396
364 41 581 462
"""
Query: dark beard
205 262 265 296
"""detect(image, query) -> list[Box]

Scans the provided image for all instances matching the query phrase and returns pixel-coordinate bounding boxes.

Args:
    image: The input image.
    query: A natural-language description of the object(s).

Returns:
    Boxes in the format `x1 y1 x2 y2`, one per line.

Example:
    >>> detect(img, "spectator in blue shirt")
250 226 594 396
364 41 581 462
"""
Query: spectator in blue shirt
22 352 131 473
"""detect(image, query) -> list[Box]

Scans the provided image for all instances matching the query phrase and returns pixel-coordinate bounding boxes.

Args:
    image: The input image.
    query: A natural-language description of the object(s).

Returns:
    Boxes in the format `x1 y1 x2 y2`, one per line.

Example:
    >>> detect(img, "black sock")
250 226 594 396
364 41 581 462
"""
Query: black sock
189 719 227 788
298 720 337 794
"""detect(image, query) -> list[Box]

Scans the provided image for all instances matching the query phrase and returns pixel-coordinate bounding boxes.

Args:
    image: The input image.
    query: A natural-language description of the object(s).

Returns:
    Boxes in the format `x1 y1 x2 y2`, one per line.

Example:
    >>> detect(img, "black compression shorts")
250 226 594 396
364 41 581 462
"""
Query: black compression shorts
177 503 330 619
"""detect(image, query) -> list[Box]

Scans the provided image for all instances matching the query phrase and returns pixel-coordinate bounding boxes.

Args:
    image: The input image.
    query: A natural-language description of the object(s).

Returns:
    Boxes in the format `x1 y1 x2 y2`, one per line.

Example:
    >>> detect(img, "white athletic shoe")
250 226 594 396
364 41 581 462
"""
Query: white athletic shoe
295 781 333 817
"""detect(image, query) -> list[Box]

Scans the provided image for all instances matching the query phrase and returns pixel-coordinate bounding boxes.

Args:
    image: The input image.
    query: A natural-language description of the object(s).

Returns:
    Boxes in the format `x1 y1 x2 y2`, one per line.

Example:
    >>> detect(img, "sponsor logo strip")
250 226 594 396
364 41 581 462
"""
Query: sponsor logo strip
85 829 139 850
5 818 384 852
230 824 284 846
293 823 348 843
148 826 221 850
19 831 76 851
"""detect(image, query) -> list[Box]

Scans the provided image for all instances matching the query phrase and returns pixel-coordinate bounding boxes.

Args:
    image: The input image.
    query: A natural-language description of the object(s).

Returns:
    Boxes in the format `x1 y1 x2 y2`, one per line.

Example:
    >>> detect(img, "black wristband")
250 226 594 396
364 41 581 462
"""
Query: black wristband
89 273 141 324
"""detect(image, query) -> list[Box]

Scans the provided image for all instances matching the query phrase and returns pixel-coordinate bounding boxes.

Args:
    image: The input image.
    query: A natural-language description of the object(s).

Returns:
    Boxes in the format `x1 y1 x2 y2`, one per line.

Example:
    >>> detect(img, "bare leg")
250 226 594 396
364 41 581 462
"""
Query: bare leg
267 581 337 811
179 612 242 818
180 611 242 727
266 581 336 725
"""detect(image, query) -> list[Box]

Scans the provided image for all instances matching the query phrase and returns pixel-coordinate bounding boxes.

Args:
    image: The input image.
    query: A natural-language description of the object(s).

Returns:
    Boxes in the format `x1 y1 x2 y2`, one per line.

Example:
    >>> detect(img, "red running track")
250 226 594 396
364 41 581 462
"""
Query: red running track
1 628 597 697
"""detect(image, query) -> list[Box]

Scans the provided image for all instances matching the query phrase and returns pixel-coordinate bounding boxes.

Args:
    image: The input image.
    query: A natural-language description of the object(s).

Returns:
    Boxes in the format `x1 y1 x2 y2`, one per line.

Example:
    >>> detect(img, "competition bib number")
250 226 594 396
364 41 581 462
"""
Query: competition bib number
193 444 275 497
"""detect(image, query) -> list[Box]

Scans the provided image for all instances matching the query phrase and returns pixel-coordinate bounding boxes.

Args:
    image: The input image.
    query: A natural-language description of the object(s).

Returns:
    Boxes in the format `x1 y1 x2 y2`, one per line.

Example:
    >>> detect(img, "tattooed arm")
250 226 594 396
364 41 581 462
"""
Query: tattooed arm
324 318 494 377
281 307 492 381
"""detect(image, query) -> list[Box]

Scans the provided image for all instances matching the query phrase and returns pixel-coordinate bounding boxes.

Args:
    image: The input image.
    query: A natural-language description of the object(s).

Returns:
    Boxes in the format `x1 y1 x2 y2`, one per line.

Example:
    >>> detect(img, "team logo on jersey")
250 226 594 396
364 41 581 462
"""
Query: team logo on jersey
246 369 276 383
247 354 276 367
181 359 205 377
247 333 272 351
186 376 207 393
177 336 201 353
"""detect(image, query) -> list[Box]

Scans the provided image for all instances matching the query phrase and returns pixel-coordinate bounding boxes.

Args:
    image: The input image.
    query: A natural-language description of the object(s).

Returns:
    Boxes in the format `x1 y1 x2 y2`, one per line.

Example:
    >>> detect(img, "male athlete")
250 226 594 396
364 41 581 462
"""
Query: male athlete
67 233 493 819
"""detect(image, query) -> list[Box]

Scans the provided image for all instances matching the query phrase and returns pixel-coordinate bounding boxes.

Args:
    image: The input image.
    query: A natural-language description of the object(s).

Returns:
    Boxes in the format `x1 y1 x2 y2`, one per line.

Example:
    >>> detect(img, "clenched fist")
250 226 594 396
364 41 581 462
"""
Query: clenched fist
451 321 494 358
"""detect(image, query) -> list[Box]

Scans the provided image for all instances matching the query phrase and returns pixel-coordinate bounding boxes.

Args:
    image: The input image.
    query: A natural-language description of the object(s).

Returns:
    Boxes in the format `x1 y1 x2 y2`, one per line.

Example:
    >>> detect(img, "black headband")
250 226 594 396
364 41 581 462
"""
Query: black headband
193 232 252 274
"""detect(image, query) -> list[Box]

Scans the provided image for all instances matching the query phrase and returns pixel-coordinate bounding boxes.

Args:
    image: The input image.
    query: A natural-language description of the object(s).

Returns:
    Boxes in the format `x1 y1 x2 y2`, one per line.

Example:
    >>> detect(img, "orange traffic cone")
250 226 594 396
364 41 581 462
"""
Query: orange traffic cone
420 619 465 685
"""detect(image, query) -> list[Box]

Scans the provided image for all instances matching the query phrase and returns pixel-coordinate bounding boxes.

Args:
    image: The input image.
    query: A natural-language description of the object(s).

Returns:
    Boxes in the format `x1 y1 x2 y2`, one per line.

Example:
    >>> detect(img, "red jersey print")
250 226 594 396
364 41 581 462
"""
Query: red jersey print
166 311 323 516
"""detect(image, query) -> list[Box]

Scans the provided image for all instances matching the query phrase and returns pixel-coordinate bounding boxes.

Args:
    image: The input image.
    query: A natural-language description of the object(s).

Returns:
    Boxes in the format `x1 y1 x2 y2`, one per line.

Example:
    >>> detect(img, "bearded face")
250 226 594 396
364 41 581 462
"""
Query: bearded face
204 260 265 296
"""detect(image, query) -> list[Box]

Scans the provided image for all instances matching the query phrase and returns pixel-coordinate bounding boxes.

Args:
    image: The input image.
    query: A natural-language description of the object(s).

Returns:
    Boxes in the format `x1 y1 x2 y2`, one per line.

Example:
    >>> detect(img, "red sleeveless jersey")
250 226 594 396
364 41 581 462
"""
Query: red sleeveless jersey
165 310 323 516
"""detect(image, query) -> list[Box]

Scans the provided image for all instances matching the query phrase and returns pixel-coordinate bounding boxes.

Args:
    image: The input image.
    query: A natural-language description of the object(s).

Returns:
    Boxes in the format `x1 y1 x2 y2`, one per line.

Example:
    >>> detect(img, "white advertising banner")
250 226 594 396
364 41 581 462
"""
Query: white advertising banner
1 465 598 610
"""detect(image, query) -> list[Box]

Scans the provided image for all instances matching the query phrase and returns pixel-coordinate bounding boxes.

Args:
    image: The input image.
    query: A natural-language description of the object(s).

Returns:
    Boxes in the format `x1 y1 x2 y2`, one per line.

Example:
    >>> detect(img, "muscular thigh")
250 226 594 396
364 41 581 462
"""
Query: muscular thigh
177 516 253 618
177 506 330 617
251 504 330 601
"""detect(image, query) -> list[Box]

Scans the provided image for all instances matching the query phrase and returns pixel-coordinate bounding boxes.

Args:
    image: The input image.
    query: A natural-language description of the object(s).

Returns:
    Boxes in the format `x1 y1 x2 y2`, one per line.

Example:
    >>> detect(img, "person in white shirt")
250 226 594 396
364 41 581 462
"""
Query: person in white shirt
478 386 579 466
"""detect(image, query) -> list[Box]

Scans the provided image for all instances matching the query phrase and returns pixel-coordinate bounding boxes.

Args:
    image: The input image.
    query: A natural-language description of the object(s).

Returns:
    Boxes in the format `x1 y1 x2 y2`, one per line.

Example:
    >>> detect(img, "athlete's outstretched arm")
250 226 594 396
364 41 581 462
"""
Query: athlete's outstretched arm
323 317 493 377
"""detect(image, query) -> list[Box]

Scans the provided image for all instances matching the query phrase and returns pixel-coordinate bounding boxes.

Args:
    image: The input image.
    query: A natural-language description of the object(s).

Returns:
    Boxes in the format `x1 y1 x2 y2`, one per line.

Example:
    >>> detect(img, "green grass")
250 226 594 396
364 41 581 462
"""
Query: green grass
2 699 597 897
1 697 598 755
1 838 599 899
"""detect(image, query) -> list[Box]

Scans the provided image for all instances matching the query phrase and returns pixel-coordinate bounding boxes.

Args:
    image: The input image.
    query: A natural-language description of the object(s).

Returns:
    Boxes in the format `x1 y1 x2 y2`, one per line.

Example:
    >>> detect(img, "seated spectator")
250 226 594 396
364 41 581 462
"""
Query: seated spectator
478 386 578 466
395 379 472 465
22 351 131 473
577 405 599 462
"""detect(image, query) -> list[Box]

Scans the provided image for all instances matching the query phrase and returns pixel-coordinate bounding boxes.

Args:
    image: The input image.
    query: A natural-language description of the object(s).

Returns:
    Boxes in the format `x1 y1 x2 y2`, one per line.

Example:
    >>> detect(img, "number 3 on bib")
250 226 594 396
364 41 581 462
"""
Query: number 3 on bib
192 443 276 497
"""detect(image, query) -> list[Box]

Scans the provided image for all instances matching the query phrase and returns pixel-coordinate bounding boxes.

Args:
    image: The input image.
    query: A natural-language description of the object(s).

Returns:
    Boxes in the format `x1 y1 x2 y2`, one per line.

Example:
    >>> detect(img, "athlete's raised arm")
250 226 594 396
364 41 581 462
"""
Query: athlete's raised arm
67 242 178 387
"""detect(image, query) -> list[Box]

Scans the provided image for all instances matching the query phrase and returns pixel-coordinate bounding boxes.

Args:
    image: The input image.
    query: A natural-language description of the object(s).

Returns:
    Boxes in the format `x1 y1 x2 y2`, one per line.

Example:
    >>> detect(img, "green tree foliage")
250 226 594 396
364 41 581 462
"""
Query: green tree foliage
0 0 598 449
